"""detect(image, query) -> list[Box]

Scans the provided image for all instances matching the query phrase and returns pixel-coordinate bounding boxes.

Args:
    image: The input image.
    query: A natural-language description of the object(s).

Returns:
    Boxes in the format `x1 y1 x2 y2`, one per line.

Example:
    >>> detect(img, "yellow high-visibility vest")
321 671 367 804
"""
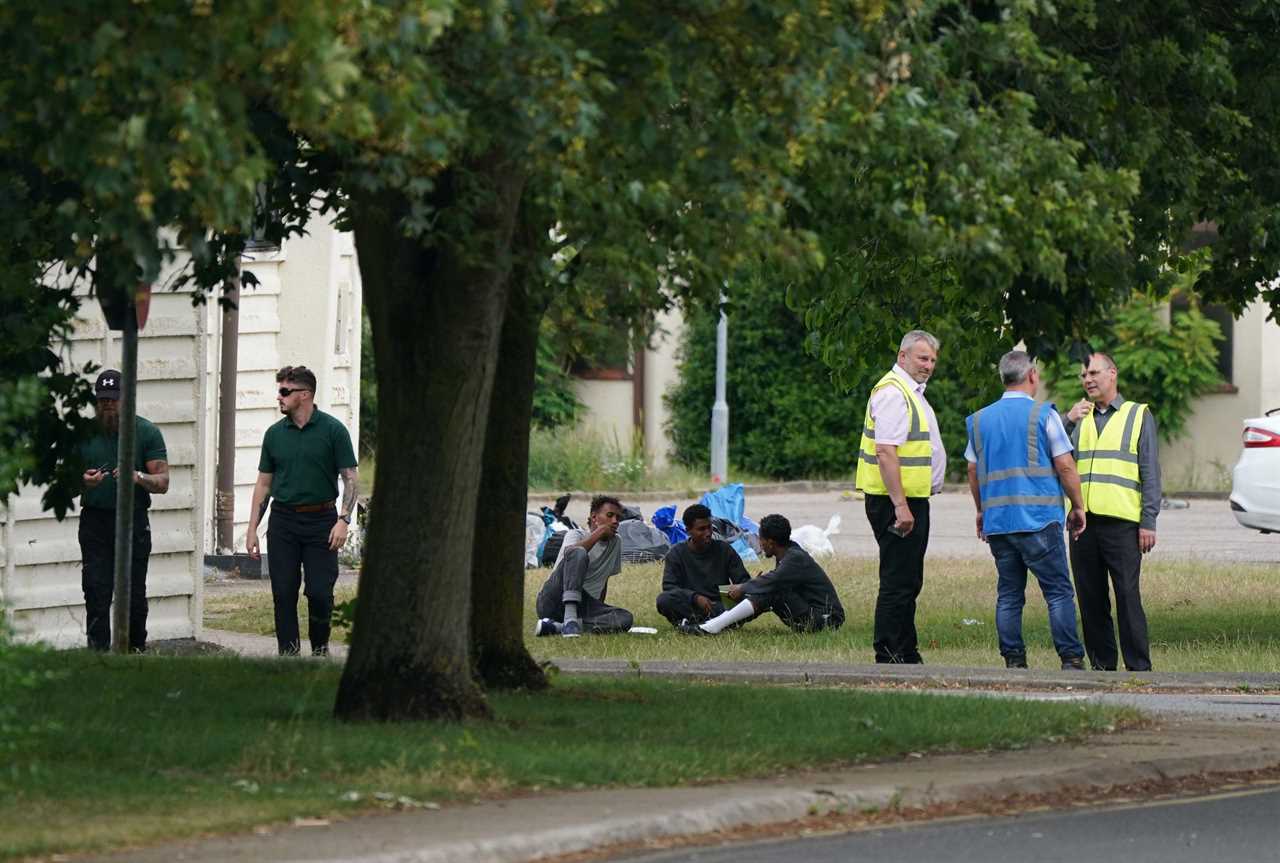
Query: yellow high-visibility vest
1075 400 1147 522
855 371 933 498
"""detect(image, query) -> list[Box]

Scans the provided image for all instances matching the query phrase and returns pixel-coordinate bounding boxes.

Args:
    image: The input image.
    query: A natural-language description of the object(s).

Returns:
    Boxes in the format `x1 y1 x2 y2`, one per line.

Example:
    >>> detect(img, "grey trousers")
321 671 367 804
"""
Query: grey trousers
536 546 634 634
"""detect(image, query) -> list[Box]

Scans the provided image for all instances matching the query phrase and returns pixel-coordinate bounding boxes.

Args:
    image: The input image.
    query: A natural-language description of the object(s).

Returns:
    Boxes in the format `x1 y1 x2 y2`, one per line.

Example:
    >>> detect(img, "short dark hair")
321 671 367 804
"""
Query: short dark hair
590 494 622 515
758 513 791 545
682 503 712 528
276 365 317 392
1086 352 1117 372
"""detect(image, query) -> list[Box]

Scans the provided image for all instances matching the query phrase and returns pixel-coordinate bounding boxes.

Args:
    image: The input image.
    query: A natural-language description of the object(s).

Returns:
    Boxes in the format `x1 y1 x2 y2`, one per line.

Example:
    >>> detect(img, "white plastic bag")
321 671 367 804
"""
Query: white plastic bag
524 514 547 568
791 513 841 557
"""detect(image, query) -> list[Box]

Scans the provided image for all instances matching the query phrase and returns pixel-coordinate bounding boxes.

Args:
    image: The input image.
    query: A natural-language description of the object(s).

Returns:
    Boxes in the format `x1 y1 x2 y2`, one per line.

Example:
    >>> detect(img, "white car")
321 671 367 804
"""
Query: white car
1230 409 1280 533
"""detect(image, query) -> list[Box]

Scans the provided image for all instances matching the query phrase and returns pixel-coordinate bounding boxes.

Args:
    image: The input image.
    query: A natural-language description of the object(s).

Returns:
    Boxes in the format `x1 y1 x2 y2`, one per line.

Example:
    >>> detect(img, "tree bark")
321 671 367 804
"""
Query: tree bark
335 162 524 722
470 245 550 690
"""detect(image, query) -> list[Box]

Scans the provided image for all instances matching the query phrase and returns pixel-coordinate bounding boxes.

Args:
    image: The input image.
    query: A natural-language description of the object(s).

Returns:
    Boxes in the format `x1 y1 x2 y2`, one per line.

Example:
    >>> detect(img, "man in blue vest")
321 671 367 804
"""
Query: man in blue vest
965 351 1088 670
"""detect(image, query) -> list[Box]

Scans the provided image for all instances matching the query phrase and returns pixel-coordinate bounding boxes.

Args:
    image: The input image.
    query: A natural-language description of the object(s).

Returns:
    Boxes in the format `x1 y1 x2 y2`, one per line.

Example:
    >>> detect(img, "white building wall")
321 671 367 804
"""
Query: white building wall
222 215 362 553
1161 301 1279 491
644 306 684 468
1 215 362 649
1 277 208 648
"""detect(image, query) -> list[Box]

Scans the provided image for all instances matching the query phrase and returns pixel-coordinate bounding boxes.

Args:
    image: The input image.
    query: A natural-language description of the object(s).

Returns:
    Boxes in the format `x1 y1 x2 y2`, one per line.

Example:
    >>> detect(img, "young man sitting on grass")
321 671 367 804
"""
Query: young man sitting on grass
655 503 751 628
533 495 634 637
678 513 845 636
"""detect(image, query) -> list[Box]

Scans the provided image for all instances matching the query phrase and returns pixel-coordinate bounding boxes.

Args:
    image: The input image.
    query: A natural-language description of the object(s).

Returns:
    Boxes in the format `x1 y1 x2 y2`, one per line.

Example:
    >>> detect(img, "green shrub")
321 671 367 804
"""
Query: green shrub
531 325 581 429
664 278 997 480
1043 293 1223 441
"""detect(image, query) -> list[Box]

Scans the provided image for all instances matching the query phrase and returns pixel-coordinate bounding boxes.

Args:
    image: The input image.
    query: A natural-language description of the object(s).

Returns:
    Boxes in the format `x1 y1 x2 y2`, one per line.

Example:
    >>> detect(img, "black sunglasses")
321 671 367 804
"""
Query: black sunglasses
278 387 309 397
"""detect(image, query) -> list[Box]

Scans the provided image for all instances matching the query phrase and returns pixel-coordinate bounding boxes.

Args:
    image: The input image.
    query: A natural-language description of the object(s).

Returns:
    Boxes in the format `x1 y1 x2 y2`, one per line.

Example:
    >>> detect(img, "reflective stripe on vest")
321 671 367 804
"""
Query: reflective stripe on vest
1074 400 1145 522
855 371 933 498
969 398 1065 535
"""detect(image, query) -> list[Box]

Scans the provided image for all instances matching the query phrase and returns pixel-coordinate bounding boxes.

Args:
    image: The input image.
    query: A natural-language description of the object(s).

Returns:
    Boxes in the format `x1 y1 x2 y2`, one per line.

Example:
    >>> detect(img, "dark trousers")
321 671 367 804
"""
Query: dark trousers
536 546 634 634
750 589 845 634
655 589 725 627
78 506 151 651
866 494 930 663
267 507 340 655
1069 515 1151 671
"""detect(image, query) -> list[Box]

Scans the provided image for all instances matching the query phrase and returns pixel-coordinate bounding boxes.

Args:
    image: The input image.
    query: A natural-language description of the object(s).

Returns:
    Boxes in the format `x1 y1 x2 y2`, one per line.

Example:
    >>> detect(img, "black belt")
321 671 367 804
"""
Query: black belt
275 502 335 513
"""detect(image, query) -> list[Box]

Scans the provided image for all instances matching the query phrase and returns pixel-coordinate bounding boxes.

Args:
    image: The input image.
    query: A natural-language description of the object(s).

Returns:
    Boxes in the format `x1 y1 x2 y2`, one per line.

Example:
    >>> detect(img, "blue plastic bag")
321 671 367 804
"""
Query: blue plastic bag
729 536 759 562
700 483 757 534
652 505 688 544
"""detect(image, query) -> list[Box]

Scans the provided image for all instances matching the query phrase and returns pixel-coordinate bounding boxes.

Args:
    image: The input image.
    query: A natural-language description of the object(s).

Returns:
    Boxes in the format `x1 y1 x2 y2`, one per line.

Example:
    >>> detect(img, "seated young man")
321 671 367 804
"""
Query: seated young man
678 513 844 635
655 504 751 628
533 495 634 637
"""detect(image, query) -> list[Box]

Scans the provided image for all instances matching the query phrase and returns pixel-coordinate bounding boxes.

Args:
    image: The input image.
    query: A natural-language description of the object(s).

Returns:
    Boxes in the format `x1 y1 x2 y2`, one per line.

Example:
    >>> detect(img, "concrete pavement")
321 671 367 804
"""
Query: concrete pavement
530 488 1279 562
105 629 1280 863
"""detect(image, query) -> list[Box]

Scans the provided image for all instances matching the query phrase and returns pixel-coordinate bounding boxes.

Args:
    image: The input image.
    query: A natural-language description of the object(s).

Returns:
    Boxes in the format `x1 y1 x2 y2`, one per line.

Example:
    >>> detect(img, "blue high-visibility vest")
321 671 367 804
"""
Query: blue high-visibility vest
966 397 1065 535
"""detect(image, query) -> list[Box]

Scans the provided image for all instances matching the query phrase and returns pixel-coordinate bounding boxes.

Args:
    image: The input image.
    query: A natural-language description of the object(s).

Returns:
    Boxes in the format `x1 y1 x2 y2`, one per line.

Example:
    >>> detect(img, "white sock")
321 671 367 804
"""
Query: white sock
701 599 756 634
564 602 579 625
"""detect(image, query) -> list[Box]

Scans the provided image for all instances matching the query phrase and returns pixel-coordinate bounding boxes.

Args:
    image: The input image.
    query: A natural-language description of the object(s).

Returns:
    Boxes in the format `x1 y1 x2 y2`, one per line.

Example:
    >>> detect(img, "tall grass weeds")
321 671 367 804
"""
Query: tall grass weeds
527 425 759 492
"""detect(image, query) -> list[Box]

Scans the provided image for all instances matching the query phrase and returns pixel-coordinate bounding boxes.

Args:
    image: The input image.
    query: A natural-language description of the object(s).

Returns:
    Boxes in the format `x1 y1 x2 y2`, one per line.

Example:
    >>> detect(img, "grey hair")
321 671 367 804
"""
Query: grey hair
899 329 940 353
999 350 1035 385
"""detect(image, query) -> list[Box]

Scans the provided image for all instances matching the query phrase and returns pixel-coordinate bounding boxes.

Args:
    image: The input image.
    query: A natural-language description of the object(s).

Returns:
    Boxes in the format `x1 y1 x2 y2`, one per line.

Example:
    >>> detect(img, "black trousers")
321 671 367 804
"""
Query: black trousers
535 546 634 634
1069 515 1151 671
267 507 340 655
748 589 845 634
78 506 151 651
866 494 930 663
655 589 725 627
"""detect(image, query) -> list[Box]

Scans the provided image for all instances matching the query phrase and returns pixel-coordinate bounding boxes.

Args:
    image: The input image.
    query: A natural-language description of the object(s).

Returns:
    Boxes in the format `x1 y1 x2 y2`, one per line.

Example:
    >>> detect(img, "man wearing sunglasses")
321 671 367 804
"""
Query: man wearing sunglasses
246 366 358 656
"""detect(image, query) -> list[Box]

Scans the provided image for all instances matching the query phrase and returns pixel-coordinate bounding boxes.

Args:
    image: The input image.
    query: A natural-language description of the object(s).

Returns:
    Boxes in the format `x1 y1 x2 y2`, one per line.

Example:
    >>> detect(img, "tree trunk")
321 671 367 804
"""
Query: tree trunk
470 253 550 690
335 162 524 722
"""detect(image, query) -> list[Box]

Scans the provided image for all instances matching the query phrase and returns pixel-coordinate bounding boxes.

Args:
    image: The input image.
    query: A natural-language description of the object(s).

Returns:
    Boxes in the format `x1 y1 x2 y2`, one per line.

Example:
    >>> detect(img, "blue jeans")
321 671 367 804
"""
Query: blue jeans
988 523 1084 660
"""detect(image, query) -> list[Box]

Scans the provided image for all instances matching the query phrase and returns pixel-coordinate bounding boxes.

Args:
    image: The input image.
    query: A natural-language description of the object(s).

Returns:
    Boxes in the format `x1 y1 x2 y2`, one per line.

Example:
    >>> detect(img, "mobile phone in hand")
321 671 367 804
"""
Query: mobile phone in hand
887 523 908 538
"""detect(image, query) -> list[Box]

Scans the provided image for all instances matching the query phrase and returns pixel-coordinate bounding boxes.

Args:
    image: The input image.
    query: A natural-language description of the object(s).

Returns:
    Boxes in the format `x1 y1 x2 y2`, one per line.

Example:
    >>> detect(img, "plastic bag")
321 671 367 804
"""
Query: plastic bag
652 505 689 544
525 514 548 568
700 483 745 527
791 514 841 557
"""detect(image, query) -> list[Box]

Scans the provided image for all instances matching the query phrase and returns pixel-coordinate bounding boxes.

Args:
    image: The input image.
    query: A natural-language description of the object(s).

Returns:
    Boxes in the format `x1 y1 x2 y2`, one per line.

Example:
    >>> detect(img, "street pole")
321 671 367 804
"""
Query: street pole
710 294 729 485
110 305 138 654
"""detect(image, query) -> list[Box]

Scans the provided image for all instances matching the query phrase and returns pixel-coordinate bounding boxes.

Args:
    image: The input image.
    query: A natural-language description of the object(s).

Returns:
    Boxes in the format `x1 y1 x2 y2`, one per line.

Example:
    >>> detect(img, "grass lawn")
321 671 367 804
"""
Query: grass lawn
206 555 1280 672
0 649 1131 860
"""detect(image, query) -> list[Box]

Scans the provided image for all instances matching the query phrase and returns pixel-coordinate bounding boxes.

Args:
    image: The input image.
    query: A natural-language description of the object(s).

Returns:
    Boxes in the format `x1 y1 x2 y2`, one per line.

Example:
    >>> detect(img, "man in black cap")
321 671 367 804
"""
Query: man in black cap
78 369 169 652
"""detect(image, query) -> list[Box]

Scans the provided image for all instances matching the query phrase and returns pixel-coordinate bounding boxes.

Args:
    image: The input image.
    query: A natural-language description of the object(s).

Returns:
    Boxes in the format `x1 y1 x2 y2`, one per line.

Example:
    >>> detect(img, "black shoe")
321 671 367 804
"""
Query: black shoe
676 618 710 636
1061 656 1085 670
1005 653 1028 669
312 645 329 657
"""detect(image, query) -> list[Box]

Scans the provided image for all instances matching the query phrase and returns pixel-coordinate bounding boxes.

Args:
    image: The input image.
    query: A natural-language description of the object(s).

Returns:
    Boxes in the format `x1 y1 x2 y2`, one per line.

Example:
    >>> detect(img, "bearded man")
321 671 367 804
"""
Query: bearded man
77 369 169 652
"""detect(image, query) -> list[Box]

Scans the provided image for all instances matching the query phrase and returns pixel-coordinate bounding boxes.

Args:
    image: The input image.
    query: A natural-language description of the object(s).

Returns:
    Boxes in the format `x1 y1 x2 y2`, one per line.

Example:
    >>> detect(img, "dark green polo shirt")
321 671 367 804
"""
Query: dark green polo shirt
79 416 167 510
258 408 357 506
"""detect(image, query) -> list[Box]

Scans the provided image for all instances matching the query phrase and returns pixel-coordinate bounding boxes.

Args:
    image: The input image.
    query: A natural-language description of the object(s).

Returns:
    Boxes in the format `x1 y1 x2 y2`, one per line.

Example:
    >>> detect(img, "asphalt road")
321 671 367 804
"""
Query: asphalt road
621 784 1280 863
534 489 1280 562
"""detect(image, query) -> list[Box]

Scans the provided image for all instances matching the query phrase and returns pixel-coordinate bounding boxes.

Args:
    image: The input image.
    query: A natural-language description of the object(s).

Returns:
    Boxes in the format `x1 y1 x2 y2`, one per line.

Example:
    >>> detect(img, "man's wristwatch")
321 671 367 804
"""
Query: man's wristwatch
340 512 352 524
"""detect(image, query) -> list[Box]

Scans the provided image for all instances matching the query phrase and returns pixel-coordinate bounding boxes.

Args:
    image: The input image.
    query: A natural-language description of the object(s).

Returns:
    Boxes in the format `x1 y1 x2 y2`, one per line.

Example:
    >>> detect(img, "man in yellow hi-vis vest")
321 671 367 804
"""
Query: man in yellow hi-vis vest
1064 352 1160 672
855 330 946 664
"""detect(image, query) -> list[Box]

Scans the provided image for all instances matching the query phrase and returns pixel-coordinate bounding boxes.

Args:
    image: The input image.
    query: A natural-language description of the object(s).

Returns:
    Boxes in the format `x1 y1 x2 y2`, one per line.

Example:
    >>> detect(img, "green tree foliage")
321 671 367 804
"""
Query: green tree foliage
530 324 581 430
789 1 1280 384
666 278 999 480
1043 298 1224 442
